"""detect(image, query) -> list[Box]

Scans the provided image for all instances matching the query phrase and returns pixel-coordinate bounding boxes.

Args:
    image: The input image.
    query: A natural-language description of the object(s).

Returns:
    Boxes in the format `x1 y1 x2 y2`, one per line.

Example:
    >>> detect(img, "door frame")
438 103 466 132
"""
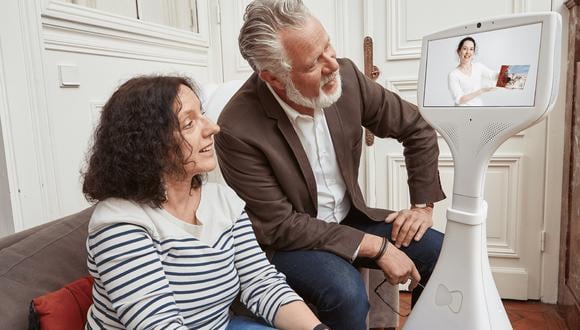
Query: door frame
558 0 580 323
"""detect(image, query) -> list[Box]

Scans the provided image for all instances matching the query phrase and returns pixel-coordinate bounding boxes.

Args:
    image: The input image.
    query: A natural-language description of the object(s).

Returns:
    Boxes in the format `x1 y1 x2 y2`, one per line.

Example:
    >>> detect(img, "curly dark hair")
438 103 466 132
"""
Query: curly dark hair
82 75 205 207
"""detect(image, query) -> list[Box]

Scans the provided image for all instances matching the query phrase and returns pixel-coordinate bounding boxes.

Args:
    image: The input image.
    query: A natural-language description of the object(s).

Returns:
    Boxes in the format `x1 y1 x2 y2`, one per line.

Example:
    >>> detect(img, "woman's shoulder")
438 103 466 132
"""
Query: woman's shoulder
203 182 244 204
89 198 157 236
199 182 245 225
448 67 461 78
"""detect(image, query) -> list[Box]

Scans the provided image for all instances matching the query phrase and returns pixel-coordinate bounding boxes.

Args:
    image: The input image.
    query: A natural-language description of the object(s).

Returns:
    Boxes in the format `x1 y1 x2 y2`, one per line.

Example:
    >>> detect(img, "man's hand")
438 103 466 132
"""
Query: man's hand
377 241 421 289
359 234 420 289
385 207 433 248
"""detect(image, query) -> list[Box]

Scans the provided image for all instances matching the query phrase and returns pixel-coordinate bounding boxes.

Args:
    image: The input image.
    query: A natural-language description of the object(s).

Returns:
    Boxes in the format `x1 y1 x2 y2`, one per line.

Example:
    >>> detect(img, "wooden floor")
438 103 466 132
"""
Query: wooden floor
396 293 572 330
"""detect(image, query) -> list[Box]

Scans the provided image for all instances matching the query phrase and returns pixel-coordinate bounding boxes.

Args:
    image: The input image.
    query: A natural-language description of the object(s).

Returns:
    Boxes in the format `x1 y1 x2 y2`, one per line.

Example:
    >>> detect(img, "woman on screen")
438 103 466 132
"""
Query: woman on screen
448 37 497 106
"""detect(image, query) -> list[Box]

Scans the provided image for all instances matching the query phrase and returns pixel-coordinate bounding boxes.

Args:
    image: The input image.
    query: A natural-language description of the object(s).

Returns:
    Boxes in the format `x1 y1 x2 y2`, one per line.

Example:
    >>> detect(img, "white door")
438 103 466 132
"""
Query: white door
217 0 252 82
364 0 553 300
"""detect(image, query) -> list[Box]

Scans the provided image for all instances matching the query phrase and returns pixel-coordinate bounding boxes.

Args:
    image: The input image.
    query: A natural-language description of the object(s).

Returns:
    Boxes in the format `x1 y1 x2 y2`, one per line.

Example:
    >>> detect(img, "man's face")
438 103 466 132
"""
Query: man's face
278 16 341 109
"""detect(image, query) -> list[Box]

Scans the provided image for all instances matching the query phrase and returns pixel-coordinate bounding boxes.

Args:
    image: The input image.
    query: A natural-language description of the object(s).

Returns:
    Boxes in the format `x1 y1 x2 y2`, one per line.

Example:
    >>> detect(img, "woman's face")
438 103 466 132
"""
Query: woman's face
174 84 220 176
458 40 475 65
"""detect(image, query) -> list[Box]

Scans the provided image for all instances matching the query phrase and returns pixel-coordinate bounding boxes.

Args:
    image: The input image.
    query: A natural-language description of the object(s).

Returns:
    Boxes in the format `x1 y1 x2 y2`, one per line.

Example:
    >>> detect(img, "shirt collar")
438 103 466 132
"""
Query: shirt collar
265 82 320 122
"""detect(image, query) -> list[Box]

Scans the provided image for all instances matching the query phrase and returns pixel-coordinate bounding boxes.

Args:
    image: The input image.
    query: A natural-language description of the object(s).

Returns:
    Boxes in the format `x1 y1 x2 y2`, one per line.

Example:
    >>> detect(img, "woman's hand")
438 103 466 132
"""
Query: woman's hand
458 86 496 104
479 86 496 93
274 301 321 330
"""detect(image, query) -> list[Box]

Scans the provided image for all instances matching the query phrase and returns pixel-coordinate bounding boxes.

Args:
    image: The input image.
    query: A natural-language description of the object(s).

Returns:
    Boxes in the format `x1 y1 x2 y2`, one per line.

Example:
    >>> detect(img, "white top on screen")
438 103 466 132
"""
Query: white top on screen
423 22 542 107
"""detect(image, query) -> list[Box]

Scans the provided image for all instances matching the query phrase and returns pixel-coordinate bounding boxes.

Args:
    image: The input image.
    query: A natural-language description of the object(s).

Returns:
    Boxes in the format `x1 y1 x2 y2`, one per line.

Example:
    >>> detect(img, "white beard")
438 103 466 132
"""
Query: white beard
284 71 342 109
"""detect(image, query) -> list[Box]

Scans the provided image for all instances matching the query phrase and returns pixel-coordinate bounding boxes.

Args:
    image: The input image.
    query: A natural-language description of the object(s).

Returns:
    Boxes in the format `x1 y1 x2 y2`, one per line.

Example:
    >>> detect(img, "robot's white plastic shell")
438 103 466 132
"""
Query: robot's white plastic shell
416 12 561 210
403 12 561 330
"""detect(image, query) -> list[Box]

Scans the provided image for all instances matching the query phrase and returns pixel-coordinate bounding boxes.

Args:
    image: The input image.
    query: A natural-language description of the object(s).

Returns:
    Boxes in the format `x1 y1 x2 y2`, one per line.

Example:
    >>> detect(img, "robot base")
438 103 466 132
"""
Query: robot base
403 203 512 330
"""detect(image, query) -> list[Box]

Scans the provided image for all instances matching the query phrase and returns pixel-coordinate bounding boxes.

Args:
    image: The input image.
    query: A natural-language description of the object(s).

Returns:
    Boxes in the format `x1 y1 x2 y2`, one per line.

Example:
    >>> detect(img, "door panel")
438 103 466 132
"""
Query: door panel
365 0 551 300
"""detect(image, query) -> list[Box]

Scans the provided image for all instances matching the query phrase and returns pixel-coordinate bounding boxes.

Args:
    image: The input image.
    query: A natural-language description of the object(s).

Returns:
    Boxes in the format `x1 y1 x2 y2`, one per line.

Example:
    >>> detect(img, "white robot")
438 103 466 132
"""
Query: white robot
404 12 561 329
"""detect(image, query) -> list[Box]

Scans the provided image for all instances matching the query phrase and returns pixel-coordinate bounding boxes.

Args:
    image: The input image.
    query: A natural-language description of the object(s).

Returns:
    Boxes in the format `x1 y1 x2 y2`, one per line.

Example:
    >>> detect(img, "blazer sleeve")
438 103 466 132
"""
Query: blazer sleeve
215 129 365 261
346 59 445 204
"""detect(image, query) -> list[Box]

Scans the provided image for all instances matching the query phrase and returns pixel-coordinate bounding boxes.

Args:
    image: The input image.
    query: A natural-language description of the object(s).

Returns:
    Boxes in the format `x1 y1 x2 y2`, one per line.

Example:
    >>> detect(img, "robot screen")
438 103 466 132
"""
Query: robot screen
423 22 542 108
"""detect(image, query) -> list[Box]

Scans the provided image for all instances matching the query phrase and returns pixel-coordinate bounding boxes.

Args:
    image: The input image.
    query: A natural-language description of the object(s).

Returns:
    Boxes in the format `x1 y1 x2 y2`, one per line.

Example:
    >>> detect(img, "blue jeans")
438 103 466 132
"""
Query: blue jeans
271 208 443 330
226 316 276 330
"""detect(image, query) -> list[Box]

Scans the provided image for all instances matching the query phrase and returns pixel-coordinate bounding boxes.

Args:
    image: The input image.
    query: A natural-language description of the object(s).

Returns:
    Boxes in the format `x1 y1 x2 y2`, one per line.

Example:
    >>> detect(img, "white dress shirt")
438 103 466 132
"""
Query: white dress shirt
267 84 351 223
448 62 496 106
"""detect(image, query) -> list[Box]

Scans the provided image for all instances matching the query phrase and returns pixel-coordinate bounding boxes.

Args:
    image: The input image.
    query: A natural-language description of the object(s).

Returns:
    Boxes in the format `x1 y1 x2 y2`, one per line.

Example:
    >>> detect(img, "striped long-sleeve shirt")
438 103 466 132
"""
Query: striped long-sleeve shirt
85 183 301 329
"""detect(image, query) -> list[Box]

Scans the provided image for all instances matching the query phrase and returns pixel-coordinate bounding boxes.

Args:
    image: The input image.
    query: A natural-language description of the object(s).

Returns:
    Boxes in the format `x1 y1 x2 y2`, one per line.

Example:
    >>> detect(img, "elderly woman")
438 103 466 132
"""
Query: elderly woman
82 76 325 330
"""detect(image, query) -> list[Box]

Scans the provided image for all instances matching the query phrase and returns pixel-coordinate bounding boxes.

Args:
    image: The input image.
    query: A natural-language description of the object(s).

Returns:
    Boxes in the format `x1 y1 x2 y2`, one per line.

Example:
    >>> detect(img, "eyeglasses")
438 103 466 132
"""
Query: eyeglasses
374 278 425 317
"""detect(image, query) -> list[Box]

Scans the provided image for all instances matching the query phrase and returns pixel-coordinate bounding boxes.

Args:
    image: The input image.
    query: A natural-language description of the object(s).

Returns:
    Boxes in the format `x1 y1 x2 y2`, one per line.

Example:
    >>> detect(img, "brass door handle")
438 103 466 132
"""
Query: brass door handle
363 36 378 146
371 65 380 80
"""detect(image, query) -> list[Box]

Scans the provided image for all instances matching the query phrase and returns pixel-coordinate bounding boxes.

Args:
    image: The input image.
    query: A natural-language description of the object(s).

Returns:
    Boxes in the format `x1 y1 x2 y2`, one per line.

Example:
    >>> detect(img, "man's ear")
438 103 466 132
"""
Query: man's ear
259 70 286 91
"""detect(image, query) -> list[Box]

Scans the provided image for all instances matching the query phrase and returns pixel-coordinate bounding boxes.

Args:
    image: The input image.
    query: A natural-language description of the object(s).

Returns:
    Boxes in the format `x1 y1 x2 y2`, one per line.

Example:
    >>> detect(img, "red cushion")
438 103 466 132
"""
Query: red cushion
32 276 94 329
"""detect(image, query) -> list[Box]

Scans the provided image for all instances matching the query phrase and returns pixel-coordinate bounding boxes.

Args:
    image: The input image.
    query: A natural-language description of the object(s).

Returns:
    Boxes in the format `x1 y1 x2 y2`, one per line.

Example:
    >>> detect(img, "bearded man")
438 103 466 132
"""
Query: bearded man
215 1 446 329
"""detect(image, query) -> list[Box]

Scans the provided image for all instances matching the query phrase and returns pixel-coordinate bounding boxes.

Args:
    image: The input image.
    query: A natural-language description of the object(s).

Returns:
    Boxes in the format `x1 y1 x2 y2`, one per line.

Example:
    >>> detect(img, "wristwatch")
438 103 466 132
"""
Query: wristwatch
411 202 434 209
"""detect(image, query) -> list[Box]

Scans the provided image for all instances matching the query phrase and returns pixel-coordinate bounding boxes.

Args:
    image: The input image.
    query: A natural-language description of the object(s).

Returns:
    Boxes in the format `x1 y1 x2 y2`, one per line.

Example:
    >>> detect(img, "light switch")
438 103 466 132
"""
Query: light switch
58 64 80 88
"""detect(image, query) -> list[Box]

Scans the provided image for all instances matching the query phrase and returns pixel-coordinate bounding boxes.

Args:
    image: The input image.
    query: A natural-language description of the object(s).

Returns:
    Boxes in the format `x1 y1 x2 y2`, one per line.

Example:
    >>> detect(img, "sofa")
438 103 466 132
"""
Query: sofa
0 206 95 329
0 81 399 329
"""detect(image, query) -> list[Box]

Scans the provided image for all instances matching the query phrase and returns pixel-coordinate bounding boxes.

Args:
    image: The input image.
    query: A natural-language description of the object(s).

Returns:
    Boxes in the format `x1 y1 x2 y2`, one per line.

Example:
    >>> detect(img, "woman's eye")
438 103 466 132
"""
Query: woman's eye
183 120 193 129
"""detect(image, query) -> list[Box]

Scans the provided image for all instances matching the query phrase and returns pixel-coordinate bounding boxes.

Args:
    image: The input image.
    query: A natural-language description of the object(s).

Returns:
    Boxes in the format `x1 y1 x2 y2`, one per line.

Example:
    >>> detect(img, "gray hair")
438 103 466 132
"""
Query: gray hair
238 0 311 75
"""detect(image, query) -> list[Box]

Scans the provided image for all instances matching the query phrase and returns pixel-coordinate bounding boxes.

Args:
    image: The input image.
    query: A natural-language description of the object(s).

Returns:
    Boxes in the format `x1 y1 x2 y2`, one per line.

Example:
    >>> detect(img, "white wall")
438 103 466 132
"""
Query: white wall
0 121 13 237
0 0 222 234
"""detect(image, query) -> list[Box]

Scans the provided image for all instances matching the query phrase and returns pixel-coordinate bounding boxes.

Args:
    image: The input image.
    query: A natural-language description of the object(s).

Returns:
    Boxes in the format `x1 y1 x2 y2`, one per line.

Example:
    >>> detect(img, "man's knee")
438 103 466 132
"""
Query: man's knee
271 250 370 318
425 229 444 259
416 229 444 274
319 272 370 313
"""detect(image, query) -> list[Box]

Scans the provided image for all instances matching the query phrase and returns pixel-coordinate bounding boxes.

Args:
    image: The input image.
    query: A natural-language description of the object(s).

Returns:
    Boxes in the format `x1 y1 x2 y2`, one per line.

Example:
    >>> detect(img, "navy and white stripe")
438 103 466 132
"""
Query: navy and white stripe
85 183 301 329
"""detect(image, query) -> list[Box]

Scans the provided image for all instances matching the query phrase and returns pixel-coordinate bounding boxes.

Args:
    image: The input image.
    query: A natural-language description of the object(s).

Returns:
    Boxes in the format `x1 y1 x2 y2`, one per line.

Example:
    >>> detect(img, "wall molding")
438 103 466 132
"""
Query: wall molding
362 0 375 39
333 0 348 59
386 0 530 60
41 1 211 66
0 0 62 231
0 38 22 232
384 77 418 95
233 0 253 74
386 153 523 258
20 0 62 225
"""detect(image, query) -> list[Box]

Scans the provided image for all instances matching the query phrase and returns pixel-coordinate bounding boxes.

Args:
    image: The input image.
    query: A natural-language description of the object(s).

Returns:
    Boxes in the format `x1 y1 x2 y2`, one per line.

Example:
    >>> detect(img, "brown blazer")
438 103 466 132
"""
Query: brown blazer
215 58 445 261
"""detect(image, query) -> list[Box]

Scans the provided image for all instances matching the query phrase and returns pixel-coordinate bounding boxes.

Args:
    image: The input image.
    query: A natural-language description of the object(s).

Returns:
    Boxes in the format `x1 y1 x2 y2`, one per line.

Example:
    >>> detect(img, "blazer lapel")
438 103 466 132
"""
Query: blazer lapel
324 104 351 185
257 80 318 208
